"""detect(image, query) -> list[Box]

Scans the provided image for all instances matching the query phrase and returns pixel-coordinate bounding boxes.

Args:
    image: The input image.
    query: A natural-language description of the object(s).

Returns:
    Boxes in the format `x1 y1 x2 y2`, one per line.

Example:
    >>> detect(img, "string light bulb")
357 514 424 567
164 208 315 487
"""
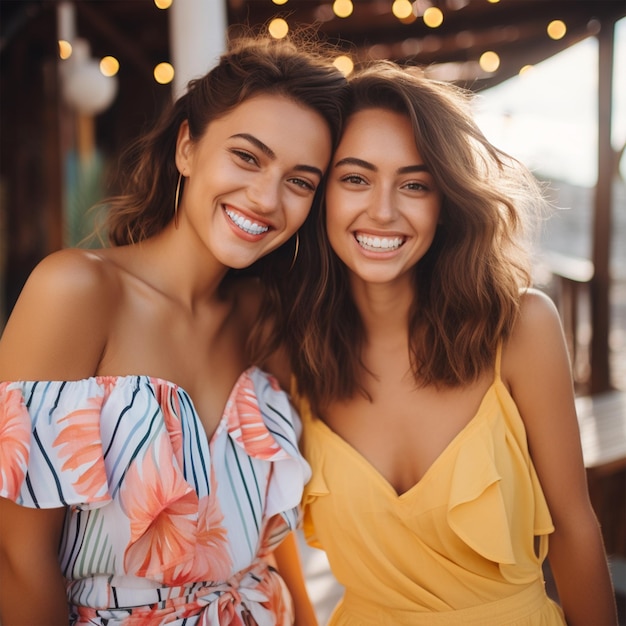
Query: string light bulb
100 56 119 77
547 20 567 40
333 0 353 18
392 0 413 20
479 50 500 73
423 7 444 28
333 55 354 76
58 40 72 60
154 62 174 84
268 18 289 39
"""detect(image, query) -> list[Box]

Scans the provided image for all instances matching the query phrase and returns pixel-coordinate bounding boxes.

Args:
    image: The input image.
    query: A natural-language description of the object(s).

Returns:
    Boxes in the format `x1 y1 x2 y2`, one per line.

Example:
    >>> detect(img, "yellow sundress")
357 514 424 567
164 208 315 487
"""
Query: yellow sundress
298 347 566 625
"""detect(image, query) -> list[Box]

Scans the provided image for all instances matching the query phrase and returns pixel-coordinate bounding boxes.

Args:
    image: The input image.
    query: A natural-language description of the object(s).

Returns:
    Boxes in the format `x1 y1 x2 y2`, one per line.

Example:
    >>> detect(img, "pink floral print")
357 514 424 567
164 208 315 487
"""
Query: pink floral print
0 368 309 624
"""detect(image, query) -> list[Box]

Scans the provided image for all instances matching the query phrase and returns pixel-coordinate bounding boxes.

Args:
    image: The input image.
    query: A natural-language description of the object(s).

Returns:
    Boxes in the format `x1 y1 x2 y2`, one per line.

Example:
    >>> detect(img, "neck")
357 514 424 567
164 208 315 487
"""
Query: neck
350 274 414 342
130 225 231 312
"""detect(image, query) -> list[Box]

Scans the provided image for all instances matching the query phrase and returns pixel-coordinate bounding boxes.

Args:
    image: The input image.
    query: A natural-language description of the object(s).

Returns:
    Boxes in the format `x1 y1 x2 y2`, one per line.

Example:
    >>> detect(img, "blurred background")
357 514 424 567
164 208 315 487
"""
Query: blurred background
0 0 625 620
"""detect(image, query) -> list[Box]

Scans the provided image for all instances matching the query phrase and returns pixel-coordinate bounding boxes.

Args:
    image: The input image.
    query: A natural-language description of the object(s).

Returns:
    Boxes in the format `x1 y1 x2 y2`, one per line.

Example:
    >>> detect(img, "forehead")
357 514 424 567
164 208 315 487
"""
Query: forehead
214 93 325 135
337 108 422 161
204 93 332 162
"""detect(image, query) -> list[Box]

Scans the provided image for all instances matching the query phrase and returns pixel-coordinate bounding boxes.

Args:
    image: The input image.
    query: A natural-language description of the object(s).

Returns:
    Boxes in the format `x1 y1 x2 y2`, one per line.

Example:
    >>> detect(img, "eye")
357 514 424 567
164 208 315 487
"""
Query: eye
230 148 258 166
289 177 316 192
403 181 429 192
340 174 368 185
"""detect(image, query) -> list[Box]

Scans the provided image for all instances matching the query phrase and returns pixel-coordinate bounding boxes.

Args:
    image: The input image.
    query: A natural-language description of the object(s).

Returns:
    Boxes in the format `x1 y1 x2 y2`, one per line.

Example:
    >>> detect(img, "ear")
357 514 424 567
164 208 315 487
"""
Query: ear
175 120 193 175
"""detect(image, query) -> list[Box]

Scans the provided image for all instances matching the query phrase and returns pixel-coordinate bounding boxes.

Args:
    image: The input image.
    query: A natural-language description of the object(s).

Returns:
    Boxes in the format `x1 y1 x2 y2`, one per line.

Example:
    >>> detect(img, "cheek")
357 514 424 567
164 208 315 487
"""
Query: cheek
325 204 351 260
325 185 356 224
413 200 441 234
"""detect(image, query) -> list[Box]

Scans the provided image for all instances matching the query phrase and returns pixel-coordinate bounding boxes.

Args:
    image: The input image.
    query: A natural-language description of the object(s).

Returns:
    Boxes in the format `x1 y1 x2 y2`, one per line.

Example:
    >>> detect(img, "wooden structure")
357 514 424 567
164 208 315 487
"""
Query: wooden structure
577 390 626 560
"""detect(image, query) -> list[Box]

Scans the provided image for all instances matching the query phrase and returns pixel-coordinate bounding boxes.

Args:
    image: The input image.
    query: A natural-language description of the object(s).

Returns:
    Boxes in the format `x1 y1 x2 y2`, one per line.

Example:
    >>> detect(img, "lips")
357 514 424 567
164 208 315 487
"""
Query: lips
355 232 405 251
224 207 270 235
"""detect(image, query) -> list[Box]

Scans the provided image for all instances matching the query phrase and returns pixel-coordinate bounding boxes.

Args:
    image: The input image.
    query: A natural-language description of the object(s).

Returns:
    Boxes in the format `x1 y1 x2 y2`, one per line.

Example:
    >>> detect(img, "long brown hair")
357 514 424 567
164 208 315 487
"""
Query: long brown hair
281 61 547 414
101 30 348 246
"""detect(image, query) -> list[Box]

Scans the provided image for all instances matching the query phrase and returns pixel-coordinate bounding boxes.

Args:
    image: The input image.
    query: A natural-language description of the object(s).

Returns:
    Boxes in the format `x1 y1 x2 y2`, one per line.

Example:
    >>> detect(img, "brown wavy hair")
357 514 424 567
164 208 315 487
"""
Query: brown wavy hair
101 29 348 246
278 61 547 414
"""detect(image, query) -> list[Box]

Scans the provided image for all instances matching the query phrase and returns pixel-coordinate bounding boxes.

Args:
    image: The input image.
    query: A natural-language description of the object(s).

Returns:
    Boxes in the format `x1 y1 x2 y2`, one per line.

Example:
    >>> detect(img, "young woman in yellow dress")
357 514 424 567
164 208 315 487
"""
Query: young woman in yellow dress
278 61 617 625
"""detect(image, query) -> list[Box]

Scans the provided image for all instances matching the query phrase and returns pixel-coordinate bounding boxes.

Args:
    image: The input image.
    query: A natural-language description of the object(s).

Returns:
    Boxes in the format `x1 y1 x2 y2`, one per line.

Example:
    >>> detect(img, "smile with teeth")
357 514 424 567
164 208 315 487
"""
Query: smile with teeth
225 208 269 235
355 233 405 251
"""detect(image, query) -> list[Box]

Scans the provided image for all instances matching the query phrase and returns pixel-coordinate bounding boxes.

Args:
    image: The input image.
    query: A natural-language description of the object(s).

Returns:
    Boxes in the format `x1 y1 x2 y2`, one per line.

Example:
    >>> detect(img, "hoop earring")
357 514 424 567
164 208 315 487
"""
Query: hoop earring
289 232 300 271
174 173 182 228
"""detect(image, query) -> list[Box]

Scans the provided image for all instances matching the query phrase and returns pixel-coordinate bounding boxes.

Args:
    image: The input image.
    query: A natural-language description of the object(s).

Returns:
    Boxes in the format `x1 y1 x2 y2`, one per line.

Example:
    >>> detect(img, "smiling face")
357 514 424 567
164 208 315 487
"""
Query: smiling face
176 93 332 269
325 107 442 289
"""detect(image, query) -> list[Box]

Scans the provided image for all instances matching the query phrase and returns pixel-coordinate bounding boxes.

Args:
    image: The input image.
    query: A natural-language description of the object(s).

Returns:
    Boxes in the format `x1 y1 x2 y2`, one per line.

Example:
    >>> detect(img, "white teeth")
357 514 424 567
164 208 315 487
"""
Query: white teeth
355 233 404 251
225 209 269 235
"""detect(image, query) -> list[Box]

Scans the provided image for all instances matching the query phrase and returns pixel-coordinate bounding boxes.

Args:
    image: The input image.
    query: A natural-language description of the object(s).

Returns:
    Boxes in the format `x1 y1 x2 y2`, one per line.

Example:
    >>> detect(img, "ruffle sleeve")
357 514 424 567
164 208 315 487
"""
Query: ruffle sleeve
225 368 311 522
0 379 111 508
446 407 555 584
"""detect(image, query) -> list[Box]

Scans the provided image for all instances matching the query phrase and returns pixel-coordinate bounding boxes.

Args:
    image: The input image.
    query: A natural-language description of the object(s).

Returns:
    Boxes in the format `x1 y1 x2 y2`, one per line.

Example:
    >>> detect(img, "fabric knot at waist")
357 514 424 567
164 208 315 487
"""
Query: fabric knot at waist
70 559 291 625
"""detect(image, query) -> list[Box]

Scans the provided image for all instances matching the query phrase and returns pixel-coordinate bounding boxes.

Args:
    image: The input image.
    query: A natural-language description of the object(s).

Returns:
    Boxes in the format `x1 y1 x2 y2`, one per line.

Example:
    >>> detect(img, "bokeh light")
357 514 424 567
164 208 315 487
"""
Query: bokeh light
58 40 72 60
333 0 353 18
333 55 354 76
547 20 567 40
154 62 174 84
479 51 500 73
268 18 289 39
423 7 444 28
100 56 119 77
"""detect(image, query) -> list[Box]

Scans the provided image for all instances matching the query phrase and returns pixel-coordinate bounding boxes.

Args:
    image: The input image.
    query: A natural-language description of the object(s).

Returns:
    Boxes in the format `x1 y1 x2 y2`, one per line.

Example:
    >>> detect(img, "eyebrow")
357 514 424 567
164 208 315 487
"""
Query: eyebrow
230 133 324 179
334 156 429 176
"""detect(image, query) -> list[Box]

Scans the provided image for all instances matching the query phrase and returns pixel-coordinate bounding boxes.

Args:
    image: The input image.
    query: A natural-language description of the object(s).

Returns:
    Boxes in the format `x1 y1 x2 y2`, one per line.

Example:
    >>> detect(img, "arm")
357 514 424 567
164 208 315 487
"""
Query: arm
0 498 69 625
503 289 617 626
273 531 319 626
0 249 113 622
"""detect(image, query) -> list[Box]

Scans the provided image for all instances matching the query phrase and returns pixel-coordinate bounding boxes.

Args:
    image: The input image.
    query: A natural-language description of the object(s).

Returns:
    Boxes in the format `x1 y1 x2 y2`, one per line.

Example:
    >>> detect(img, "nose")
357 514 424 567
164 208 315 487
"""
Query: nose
246 171 281 214
366 185 397 224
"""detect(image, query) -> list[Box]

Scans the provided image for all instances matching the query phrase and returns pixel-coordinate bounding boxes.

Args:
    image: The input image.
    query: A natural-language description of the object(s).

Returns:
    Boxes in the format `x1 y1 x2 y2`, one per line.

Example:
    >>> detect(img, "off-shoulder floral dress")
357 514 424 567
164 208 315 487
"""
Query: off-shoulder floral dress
0 367 310 625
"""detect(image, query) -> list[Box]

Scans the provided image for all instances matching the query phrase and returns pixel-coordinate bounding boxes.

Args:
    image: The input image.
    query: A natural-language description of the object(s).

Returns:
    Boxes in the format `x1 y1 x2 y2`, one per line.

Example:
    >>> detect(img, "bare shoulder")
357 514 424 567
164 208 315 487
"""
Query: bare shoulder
0 248 122 380
512 288 562 339
25 247 119 293
9 248 123 323
501 287 568 389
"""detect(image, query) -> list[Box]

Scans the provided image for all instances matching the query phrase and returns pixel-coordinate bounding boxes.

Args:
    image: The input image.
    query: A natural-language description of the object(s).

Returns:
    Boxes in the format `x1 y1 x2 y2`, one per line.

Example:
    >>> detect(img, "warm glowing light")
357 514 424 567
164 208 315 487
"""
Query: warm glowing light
547 20 567 40
392 0 413 20
423 7 444 28
333 0 353 18
399 12 418 25
58 40 72 60
333 55 354 76
486 0 500 3
272 0 289 4
100 56 119 77
519 64 534 76
154 62 174 84
268 18 289 39
154 0 172 8
479 51 500 73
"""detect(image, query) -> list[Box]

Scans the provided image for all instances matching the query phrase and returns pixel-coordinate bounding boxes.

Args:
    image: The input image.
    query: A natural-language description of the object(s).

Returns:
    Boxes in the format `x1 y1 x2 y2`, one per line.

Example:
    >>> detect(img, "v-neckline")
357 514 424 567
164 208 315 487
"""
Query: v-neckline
312 380 500 499
131 366 258 448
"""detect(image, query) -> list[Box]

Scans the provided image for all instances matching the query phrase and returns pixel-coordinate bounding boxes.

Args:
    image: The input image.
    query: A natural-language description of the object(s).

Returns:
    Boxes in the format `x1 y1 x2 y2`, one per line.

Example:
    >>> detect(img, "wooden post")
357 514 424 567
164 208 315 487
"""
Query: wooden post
590 18 616 394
